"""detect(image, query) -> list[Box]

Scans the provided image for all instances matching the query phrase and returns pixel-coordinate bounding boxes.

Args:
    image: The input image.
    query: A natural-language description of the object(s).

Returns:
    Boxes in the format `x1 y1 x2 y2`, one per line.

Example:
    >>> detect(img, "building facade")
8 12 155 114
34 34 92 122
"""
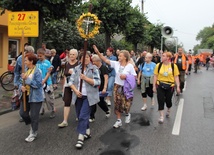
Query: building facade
0 10 28 75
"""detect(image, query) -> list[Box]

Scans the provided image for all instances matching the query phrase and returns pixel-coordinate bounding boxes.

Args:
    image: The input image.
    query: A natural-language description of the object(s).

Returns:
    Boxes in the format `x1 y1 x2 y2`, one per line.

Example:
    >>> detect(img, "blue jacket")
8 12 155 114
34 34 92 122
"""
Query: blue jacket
14 55 23 87
124 74 136 99
106 55 117 77
69 63 101 106
19 67 44 103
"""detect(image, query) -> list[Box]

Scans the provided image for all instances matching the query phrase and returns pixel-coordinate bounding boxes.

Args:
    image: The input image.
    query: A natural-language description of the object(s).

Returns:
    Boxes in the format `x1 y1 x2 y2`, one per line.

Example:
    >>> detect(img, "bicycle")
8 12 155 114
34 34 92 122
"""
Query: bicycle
0 70 15 91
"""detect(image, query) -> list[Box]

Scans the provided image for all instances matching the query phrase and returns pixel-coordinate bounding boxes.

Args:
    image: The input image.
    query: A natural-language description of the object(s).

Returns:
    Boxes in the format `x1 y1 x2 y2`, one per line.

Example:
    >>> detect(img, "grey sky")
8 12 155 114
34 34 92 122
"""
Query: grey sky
132 0 214 51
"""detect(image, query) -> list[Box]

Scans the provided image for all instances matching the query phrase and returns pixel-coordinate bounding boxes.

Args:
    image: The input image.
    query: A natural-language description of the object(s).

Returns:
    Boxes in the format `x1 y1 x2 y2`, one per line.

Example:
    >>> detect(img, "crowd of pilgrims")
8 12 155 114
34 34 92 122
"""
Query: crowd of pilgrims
15 43 192 149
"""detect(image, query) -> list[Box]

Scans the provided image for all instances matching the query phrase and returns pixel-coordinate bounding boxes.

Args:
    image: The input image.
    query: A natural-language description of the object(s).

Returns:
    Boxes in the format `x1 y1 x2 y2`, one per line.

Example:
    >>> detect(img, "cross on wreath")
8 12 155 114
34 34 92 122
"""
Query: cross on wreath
83 19 94 35
76 4 101 92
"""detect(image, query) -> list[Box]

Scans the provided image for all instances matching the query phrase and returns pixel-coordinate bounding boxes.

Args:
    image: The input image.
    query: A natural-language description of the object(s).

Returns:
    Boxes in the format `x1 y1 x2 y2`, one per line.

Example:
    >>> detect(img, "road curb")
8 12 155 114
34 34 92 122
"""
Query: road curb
0 92 62 116
0 109 13 116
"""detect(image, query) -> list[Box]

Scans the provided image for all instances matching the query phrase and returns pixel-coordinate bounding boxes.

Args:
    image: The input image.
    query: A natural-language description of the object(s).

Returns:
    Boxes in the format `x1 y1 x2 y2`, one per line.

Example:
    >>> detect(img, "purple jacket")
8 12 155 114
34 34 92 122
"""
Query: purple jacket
124 74 136 99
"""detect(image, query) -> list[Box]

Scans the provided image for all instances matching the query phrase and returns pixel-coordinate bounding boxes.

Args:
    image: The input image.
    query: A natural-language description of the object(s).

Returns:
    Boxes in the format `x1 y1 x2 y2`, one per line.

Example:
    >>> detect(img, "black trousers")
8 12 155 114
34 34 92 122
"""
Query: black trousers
19 96 42 133
141 84 153 98
188 64 192 72
157 86 174 111
90 97 109 119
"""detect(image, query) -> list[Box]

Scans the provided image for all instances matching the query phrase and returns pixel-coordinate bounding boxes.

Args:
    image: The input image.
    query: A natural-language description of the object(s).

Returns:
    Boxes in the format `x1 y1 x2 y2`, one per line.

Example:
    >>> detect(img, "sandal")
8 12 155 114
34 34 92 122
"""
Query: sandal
75 139 84 149
84 134 91 140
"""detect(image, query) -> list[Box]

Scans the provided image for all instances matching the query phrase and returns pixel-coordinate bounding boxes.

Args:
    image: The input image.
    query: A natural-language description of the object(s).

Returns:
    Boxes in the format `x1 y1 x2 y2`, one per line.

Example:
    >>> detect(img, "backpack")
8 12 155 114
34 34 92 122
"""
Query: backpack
157 62 174 75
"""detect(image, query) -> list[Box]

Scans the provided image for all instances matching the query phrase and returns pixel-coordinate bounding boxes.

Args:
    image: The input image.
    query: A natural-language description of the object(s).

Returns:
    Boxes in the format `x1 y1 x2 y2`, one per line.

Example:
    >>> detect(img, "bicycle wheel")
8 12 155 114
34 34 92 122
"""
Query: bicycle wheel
0 71 11 82
1 72 15 91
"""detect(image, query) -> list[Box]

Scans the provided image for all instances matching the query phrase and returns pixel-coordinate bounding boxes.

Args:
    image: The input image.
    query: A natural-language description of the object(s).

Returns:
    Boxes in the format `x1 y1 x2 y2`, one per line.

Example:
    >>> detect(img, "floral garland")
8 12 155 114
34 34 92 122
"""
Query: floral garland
76 12 101 39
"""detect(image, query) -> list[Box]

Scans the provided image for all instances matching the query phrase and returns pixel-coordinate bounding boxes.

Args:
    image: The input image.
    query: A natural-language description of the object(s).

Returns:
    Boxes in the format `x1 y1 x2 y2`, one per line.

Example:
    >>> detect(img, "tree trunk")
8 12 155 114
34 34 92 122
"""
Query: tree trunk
151 45 154 53
35 15 44 52
105 32 111 50
134 43 137 52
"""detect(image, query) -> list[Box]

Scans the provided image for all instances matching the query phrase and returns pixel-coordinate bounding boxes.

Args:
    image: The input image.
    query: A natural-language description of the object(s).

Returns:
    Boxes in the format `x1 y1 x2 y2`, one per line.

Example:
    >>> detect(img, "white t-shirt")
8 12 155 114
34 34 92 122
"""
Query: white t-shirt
110 61 137 86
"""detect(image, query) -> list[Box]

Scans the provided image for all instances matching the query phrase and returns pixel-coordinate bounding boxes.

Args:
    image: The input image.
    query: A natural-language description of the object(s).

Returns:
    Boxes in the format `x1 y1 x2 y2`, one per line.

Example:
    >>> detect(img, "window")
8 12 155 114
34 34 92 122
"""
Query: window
0 33 2 67
8 39 19 59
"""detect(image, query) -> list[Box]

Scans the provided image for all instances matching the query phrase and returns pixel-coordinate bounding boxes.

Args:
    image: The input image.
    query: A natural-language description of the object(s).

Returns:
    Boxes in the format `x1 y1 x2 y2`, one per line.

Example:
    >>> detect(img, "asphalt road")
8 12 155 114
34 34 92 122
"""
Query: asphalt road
0 67 214 155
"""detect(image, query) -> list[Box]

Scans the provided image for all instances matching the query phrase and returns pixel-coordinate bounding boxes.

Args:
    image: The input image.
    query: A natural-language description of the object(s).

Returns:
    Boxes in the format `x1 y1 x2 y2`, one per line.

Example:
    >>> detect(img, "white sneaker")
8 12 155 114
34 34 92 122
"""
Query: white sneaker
125 113 131 123
58 122 68 128
113 119 122 128
106 111 111 118
158 117 164 124
25 133 37 142
106 100 111 106
141 104 147 111
89 118 95 123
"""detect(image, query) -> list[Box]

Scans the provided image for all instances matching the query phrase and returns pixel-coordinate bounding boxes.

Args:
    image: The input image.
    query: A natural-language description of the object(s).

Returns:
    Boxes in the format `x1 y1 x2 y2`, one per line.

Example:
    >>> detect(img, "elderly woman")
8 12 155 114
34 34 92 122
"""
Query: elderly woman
50 49 61 89
69 51 100 149
153 52 180 124
93 45 137 129
58 49 79 128
90 54 110 122
137 53 156 111
19 53 43 142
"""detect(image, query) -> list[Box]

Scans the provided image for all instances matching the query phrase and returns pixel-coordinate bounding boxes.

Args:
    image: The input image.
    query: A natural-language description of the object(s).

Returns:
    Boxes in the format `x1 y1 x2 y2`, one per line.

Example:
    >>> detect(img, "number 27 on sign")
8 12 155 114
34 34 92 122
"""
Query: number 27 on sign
18 13 26 21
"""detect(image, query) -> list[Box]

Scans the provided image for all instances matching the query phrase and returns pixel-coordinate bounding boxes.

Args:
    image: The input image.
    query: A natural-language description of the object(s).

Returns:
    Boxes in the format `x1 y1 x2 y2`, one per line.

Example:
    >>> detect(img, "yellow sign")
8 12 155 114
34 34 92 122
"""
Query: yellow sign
8 11 39 37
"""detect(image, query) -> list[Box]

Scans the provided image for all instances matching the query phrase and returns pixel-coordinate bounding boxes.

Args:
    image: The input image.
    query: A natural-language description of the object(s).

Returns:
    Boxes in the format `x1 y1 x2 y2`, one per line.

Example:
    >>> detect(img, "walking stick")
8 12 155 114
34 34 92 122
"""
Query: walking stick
21 30 26 111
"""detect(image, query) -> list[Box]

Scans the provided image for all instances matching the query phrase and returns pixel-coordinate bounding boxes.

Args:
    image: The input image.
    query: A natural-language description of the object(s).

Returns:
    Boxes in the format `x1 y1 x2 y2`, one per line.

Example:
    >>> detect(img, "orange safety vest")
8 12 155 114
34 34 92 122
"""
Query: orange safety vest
174 54 187 70
187 55 192 64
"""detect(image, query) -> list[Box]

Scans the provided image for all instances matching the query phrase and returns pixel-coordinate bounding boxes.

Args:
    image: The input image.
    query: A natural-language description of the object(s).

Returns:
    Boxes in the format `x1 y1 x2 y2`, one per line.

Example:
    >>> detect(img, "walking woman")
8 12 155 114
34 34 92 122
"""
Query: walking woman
69 51 100 149
93 45 137 128
153 52 180 124
58 49 79 128
19 53 43 142
137 53 156 111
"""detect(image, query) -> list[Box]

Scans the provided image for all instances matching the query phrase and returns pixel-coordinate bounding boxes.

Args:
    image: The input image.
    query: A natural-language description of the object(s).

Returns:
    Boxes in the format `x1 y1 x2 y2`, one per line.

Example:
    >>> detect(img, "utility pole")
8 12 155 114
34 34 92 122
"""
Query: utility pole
141 0 144 14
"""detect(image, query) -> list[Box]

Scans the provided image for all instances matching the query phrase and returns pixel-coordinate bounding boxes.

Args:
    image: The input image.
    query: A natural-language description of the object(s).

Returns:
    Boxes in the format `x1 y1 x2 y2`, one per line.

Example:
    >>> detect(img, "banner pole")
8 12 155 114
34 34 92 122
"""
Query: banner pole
21 30 26 111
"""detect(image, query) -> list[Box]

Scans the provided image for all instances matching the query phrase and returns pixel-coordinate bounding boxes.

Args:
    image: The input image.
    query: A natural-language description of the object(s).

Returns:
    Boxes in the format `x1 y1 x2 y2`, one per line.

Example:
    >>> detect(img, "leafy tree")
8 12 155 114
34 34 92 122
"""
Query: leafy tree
144 23 162 52
193 44 201 55
83 0 133 49
111 38 133 52
196 24 214 49
124 7 147 51
87 33 106 53
42 19 82 54
0 0 82 49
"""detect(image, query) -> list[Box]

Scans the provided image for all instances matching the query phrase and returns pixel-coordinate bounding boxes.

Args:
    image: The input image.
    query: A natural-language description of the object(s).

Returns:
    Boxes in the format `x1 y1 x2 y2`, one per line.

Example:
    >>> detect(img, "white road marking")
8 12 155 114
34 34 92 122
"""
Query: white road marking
172 98 184 135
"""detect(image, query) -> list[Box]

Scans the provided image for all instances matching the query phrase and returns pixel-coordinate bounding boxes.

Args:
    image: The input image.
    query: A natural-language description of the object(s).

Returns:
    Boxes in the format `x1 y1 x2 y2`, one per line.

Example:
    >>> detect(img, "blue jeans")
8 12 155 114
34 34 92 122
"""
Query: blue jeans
75 96 91 135
107 76 115 97
51 72 58 84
